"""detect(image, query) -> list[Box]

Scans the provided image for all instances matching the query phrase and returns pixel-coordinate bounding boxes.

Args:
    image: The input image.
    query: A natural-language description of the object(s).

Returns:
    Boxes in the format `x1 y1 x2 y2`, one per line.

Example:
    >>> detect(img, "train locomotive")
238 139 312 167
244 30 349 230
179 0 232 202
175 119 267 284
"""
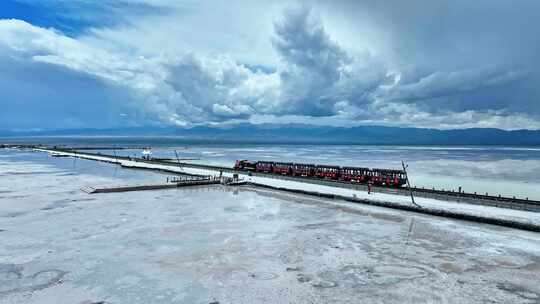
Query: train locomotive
234 160 407 187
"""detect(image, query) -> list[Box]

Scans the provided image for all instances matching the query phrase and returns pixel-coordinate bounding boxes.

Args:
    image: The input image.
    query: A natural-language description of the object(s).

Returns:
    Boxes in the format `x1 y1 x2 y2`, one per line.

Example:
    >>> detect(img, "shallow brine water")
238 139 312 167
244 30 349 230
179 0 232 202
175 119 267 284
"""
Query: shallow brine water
5 138 540 199
1 149 540 303
80 143 540 200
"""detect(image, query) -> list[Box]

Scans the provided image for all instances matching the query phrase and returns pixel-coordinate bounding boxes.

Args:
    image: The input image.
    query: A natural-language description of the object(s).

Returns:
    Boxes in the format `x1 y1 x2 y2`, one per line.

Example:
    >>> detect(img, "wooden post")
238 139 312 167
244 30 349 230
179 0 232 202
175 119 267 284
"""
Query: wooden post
402 160 421 208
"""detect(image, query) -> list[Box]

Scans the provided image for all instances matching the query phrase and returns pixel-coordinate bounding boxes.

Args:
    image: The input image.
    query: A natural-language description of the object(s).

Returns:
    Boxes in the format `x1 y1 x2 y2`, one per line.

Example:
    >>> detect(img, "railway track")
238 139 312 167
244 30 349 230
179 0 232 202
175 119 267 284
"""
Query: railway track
169 161 540 211
47 147 540 212
6 145 540 212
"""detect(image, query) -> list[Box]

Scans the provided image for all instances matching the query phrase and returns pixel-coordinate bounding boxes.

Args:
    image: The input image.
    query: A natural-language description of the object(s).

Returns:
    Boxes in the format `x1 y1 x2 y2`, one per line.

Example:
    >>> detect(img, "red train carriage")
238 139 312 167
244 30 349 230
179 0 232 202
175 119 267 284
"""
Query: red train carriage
315 165 340 179
256 161 274 173
233 159 407 188
234 160 256 171
370 169 385 186
386 169 407 187
292 163 315 177
371 169 407 187
341 167 370 183
273 162 293 175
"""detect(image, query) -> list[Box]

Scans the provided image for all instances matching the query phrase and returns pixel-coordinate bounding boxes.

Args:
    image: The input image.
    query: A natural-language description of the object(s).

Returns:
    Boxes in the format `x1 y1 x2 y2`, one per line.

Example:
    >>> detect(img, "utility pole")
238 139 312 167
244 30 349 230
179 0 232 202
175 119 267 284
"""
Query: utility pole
112 148 119 177
174 150 182 169
402 160 421 208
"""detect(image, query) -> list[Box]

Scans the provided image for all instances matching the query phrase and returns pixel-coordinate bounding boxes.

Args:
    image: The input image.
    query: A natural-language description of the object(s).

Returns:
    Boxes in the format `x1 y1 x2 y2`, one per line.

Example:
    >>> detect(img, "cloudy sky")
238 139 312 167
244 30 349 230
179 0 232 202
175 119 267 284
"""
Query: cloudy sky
1 0 539 130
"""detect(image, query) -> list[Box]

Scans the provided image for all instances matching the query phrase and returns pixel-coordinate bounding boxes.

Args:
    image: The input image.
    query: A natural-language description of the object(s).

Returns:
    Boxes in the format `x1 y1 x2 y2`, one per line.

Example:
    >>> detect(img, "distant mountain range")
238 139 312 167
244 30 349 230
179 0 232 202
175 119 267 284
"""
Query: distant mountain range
1 124 540 145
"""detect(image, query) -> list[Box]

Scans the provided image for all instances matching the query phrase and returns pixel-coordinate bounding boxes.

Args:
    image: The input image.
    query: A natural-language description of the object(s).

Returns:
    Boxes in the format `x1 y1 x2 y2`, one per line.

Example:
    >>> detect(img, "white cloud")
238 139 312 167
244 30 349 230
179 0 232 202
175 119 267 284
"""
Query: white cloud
0 1 539 130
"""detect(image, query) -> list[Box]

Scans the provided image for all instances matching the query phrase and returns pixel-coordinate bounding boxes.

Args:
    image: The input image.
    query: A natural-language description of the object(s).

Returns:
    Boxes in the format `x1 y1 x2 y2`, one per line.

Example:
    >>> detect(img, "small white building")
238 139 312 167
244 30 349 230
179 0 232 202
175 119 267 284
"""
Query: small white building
142 148 152 159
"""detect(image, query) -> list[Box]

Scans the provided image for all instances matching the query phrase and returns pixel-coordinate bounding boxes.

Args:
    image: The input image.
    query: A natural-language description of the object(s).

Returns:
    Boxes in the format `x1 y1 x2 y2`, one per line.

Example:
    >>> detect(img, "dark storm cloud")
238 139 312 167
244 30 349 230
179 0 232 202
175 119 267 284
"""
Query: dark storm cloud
272 6 389 116
273 6 349 85
332 0 540 65
161 6 388 122
327 0 540 117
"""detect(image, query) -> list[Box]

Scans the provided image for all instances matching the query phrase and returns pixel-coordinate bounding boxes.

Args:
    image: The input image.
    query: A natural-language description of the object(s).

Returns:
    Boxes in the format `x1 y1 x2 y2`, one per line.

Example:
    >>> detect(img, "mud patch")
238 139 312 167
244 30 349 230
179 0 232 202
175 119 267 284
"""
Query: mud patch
74 198 97 203
369 213 405 223
519 262 540 272
58 172 77 176
1 195 29 200
41 198 97 211
497 282 539 301
439 262 462 273
312 279 338 288
224 206 248 213
249 272 278 280
3 171 61 175
432 254 457 262
297 273 312 283
494 259 520 269
296 221 343 230
0 264 67 295
1 211 28 218
318 264 430 288
41 199 71 211
257 213 276 221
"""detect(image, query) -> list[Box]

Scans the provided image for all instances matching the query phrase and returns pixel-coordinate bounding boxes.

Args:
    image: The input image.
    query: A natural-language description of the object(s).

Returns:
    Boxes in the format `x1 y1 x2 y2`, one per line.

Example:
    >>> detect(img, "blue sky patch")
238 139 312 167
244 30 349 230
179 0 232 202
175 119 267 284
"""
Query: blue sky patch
0 0 168 36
